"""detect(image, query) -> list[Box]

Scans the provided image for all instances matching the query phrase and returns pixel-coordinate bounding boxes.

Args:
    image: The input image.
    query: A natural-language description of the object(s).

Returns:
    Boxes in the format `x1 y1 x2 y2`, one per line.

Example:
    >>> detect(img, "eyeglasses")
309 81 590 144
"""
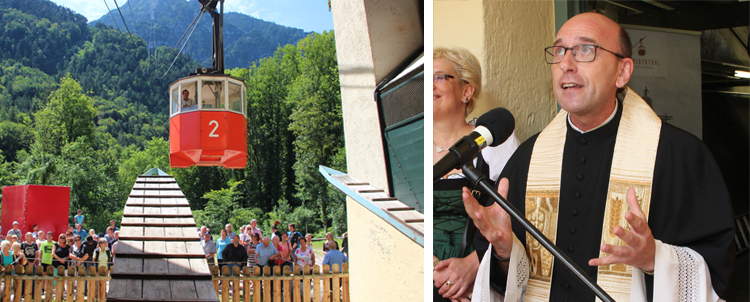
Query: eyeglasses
75 239 81 241
545 44 625 64
433 74 455 83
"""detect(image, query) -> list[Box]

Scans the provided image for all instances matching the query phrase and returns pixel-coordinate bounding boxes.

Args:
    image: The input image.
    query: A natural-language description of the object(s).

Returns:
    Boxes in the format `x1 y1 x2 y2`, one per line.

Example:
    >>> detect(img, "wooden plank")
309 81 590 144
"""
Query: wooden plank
143 217 164 223
121 222 197 227
313 266 321 302
114 252 206 259
170 280 199 300
143 258 169 275
182 227 199 237
168 258 192 275
161 207 179 215
127 197 144 205
164 227 183 237
143 197 162 204
163 217 182 224
123 213 194 218
145 227 165 237
121 217 143 224
195 280 219 301
189 258 210 275
331 174 367 185
120 226 144 237
143 206 162 215
185 241 205 255
142 280 171 300
165 241 187 254
145 241 167 254
107 279 142 299
180 217 197 224
373 200 415 211
124 206 144 215
409 222 425 234
360 191 392 200
113 258 143 275
177 207 193 215
389 210 424 223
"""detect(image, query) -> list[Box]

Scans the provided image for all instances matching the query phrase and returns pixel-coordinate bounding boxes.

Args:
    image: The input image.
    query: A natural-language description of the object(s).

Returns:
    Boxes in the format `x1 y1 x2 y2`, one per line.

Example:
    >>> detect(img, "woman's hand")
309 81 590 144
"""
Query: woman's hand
433 252 480 300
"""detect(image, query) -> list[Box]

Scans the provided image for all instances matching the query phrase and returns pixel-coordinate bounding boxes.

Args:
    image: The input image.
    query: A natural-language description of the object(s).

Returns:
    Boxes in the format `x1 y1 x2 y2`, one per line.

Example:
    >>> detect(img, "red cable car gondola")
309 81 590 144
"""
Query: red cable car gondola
169 0 247 169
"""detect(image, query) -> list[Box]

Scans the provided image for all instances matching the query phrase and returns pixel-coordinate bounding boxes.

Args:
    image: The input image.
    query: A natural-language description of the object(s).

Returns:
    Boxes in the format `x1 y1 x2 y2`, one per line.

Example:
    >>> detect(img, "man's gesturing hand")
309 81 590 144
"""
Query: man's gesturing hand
588 187 656 273
461 178 514 259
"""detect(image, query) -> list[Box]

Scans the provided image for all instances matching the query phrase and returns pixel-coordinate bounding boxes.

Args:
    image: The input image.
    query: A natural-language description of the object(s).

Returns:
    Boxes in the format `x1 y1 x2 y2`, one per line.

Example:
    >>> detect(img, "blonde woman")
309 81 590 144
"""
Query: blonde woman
432 47 519 302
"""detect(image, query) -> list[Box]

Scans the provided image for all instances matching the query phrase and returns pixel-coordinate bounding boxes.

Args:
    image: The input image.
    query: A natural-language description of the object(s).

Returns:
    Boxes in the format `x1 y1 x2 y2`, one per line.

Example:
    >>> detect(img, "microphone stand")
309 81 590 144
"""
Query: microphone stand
461 163 615 302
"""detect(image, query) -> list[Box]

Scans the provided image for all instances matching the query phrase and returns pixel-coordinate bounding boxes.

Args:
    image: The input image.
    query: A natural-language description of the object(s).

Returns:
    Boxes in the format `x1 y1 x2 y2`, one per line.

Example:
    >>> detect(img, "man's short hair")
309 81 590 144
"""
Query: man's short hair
182 89 189 94
618 25 632 59
289 223 296 229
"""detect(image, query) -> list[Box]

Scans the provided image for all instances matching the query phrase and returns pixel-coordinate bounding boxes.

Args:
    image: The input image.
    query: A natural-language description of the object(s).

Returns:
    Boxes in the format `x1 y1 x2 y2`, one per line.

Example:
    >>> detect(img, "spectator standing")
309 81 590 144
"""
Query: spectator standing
7 221 22 239
74 224 87 239
323 232 334 253
255 236 279 268
93 238 112 268
277 233 293 269
225 224 237 241
31 225 39 239
40 232 55 271
1 241 12 267
80 236 97 268
74 209 85 226
36 231 45 246
21 233 39 266
201 232 216 267
51 234 70 273
247 234 259 270
294 237 315 271
239 225 251 247
109 220 119 232
104 226 117 249
288 224 302 250
322 241 348 273
249 219 262 238
221 235 247 276
11 242 27 266
216 229 230 270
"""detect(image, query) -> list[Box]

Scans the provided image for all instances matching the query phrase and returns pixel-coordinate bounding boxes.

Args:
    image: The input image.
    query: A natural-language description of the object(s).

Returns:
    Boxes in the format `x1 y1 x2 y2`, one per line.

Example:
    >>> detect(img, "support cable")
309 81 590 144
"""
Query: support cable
103 0 121 32
113 0 137 47
158 12 205 79
155 10 203 69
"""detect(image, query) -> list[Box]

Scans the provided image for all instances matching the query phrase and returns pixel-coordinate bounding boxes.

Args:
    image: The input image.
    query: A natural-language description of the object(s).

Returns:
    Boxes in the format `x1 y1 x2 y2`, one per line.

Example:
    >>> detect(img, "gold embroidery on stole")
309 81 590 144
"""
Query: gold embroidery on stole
524 87 661 302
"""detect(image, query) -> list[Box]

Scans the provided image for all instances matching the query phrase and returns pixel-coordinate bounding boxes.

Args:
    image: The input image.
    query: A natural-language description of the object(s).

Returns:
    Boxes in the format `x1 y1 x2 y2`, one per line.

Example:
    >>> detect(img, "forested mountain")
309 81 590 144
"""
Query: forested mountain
90 0 309 69
0 0 345 236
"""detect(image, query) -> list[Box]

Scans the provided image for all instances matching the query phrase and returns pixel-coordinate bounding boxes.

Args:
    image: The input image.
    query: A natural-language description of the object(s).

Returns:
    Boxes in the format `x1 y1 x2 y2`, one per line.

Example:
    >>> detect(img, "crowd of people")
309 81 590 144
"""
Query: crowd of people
0 209 119 274
200 219 349 276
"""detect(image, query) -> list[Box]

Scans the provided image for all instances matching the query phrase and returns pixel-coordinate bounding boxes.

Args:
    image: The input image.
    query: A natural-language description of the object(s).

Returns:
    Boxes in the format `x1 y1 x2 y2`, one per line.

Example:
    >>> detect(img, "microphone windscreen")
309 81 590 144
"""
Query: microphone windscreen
475 107 515 147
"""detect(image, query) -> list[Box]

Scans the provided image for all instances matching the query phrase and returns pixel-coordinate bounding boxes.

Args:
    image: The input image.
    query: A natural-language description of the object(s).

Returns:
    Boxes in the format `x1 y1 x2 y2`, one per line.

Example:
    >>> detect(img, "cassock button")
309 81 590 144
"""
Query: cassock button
580 138 587 145
570 227 576 234
580 157 586 164
575 191 582 198
577 173 584 181
567 246 575 252
571 210 579 216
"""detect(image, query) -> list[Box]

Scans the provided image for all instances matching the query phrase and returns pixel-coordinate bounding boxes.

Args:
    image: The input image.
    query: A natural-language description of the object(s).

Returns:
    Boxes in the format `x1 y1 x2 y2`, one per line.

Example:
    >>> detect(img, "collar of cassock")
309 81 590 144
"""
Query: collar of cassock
567 98 619 134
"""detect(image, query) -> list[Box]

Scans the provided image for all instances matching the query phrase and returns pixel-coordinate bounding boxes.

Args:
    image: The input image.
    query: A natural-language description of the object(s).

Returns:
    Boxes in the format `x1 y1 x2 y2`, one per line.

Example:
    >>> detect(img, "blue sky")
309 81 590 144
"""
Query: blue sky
48 0 335 33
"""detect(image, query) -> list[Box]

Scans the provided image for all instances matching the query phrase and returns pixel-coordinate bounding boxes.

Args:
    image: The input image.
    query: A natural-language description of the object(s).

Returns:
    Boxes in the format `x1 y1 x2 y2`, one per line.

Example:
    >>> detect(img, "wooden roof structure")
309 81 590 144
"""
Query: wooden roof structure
108 174 218 302
319 166 424 246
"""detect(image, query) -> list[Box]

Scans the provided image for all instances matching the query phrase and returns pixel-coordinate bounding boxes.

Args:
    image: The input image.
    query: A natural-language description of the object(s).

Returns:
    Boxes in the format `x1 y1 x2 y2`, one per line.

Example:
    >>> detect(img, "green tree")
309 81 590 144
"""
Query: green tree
34 75 95 155
193 180 244 232
287 31 346 232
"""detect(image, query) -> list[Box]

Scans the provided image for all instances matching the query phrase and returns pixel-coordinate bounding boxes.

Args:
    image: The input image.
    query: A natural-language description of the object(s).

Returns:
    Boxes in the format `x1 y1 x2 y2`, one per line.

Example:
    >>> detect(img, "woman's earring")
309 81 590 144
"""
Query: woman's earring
462 98 469 104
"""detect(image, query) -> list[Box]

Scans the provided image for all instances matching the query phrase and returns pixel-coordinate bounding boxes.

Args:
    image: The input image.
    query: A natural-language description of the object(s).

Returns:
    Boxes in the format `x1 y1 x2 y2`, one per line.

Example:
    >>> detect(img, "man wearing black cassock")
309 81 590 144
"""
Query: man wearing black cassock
460 12 735 301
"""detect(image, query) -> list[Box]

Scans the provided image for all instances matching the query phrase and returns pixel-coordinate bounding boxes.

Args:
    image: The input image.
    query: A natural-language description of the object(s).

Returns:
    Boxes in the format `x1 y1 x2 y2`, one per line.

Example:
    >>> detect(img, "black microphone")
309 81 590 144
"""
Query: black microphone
433 107 515 182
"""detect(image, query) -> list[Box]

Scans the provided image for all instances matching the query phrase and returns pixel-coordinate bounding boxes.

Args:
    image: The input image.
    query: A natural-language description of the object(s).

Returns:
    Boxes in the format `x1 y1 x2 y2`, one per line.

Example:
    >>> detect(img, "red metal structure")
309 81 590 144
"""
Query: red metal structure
168 0 248 169
1 185 71 237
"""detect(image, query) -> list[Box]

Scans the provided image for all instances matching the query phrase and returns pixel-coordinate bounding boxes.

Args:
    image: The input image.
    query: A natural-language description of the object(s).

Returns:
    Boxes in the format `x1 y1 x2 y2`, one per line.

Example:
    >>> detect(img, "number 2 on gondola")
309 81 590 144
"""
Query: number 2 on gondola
209 120 220 137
